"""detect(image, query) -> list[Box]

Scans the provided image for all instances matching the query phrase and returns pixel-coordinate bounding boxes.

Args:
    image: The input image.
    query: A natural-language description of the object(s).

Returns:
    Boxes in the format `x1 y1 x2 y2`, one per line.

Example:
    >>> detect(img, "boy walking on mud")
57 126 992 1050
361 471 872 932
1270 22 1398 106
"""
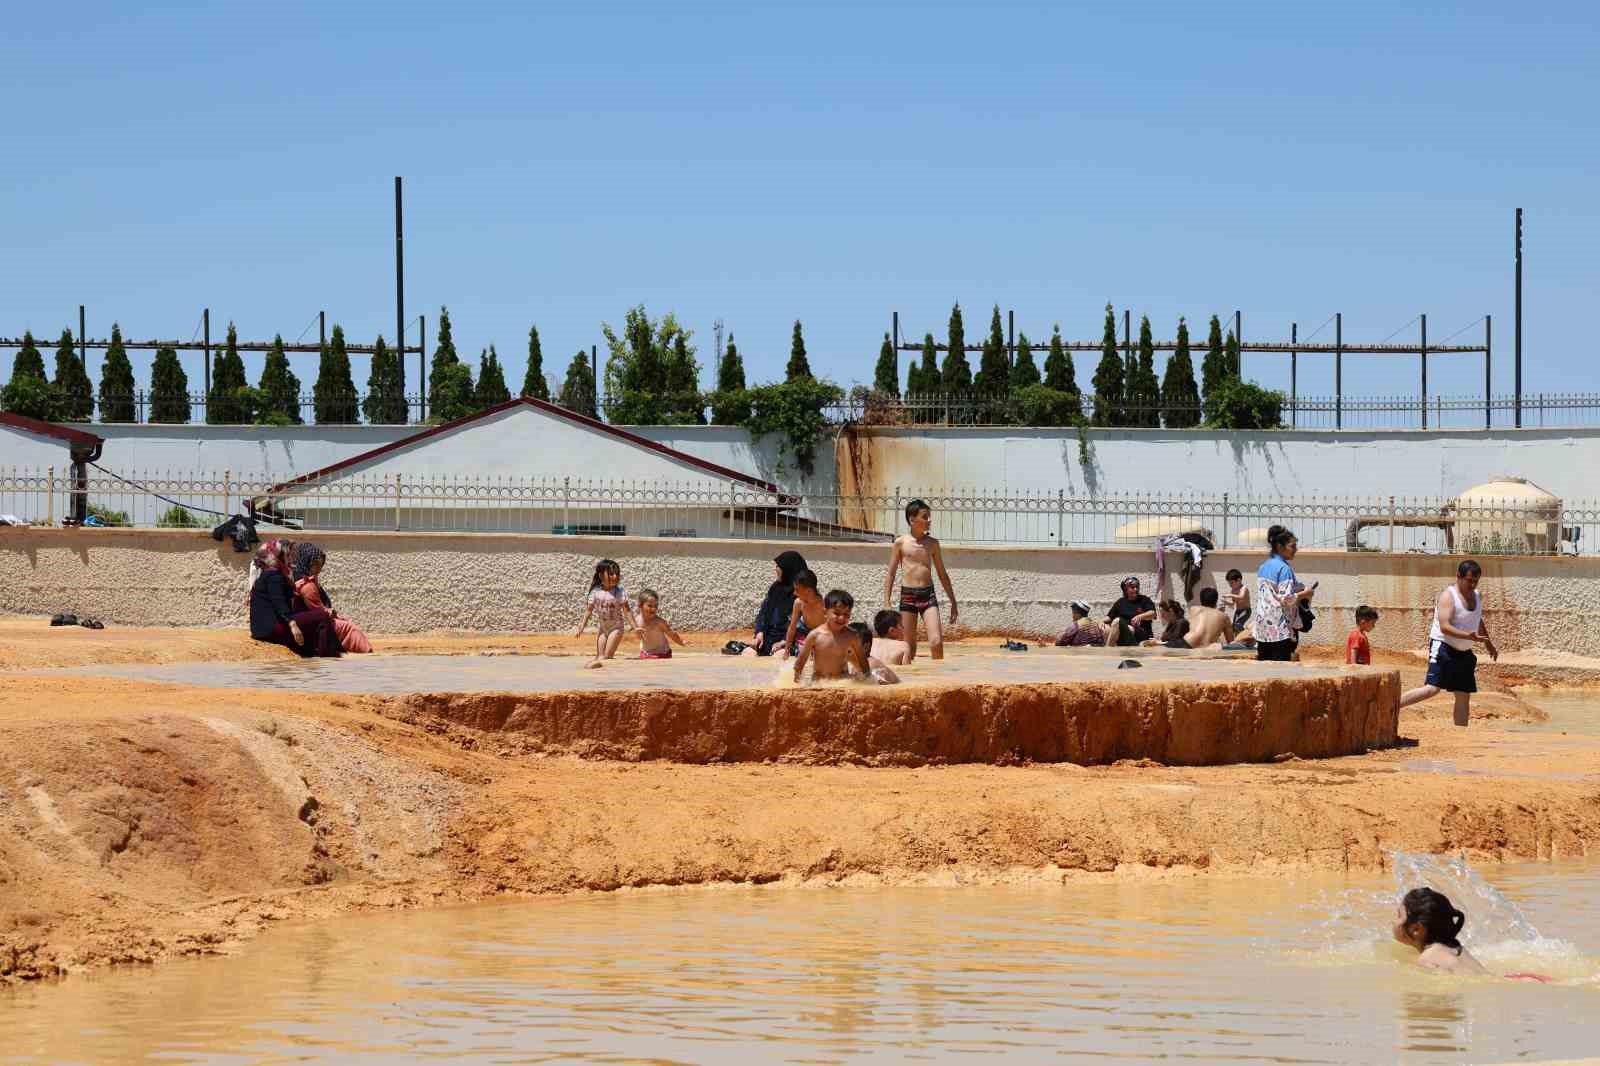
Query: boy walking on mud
883 498 958 661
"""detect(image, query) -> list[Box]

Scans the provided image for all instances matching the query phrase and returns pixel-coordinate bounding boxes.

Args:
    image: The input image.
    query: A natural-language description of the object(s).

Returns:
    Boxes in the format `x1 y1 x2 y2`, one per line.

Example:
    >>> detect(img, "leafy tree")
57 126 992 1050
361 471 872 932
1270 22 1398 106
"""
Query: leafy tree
941 303 972 391
475 344 512 409
710 333 750 425
786 319 812 381
429 361 476 422
602 306 698 424
1161 316 1201 428
873 333 899 396
662 330 704 423
2 331 61 420
314 324 358 423
1011 384 1078 427
1200 314 1227 420
363 335 408 424
100 323 137 423
1043 325 1080 413
521 325 549 400
428 306 462 417
52 329 93 422
975 304 1010 395
741 377 844 477
1010 333 1040 389
207 323 249 424
1128 315 1161 427
558 349 597 418
156 504 203 528
257 334 303 424
1090 304 1125 426
1205 379 1283 429
149 346 191 424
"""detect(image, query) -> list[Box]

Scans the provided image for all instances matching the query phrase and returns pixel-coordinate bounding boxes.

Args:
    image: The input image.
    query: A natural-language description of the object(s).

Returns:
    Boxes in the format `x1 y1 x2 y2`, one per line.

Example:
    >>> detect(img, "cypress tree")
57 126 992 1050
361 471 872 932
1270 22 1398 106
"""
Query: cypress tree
974 304 1010 395
710 333 750 425
558 349 597 418
100 324 137 423
521 325 549 400
1130 315 1160 426
941 303 972 391
1225 329 1242 381
370 335 411 424
428 306 462 414
663 330 703 423
314 324 358 423
1091 304 1125 426
207 323 249 423
149 346 191 424
476 345 512 409
1200 314 1227 418
52 329 93 421
1043 325 1079 408
873 333 899 395
786 319 812 381
2 331 62 421
1010 333 1040 388
258 334 302 424
1161 316 1201 428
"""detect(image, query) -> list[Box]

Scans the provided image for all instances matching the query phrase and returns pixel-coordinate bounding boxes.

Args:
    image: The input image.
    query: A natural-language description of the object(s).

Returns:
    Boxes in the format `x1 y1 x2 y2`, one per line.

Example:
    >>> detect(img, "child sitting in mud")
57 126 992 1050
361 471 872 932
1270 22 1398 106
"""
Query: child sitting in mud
782 569 826 660
634 589 685 659
793 589 867 684
871 610 911 665
1393 887 1549 981
848 621 901 684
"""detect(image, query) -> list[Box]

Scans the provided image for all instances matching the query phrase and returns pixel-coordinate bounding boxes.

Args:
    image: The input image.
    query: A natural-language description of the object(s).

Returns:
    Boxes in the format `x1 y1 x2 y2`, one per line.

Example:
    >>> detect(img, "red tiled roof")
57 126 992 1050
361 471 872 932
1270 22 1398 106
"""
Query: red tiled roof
0 411 104 449
262 396 783 496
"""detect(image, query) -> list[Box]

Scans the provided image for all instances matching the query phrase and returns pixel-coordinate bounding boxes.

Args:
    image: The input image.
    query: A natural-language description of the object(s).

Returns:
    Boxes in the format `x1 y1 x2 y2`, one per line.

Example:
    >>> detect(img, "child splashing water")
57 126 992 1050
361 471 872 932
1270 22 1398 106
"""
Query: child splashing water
575 559 632 667
1393 887 1550 981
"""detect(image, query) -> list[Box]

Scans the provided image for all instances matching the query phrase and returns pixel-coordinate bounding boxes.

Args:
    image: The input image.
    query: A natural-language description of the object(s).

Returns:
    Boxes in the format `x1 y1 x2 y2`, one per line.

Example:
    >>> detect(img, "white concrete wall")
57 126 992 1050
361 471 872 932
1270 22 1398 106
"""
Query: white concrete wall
0 422 83 470
836 426 1600 501
2 527 1591 658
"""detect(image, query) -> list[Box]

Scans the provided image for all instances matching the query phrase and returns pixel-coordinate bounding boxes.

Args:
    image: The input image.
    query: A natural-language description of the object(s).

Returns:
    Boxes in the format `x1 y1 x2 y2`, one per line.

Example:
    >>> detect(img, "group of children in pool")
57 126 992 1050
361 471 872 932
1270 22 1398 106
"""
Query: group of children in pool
575 499 957 681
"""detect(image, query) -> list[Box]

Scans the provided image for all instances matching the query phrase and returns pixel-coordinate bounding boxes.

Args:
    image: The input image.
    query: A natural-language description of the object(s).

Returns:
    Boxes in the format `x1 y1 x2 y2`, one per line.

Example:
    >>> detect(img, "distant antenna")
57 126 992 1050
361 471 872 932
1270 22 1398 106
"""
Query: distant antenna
713 318 725 361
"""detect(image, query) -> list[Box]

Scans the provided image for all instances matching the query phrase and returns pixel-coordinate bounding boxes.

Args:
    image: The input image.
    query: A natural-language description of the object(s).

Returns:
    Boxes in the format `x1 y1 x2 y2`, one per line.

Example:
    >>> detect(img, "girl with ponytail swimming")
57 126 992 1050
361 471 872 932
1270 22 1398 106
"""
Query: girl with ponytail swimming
1392 887 1549 981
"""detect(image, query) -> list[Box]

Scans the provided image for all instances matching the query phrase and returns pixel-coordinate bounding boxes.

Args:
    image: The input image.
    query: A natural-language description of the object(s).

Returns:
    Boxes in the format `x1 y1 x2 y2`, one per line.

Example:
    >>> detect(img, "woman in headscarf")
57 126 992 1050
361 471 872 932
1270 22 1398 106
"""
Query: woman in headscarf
741 549 808 656
248 539 342 657
290 542 372 654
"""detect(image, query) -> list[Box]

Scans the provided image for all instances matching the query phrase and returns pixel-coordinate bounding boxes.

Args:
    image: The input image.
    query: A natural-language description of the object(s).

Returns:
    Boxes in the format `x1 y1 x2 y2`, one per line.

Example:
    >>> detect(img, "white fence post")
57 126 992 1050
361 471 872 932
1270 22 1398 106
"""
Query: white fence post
562 476 570 534
394 473 403 531
1057 488 1065 546
46 466 54 526
222 469 232 517
1388 496 1396 554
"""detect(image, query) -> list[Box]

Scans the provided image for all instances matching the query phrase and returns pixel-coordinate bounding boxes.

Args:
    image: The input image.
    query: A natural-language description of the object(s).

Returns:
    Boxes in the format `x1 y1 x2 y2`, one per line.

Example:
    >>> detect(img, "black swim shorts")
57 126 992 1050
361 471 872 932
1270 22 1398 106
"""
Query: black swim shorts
899 585 938 613
1424 640 1477 693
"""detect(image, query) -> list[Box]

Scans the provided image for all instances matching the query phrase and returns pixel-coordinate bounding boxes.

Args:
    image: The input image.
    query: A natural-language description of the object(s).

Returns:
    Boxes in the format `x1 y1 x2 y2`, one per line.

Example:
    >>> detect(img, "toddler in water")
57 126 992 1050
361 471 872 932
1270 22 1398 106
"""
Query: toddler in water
635 588 685 659
575 559 632 667
1393 887 1549 981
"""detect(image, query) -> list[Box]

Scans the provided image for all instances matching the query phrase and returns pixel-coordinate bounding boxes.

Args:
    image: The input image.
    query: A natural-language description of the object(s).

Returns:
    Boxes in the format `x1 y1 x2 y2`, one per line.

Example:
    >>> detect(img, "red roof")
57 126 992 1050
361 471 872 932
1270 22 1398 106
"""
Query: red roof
0 412 104 449
263 396 784 496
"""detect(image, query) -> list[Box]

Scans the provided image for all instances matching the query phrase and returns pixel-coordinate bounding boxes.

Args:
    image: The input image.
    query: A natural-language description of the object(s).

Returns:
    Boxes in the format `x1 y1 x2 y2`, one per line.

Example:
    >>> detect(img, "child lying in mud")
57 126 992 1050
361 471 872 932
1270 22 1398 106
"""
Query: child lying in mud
1393 887 1549 981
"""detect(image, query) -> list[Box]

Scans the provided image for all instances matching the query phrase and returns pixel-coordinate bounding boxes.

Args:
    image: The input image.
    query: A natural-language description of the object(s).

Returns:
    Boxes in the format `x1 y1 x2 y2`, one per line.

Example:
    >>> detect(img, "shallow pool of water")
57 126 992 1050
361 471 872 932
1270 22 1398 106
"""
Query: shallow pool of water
1513 690 1600 736
4 858 1597 1064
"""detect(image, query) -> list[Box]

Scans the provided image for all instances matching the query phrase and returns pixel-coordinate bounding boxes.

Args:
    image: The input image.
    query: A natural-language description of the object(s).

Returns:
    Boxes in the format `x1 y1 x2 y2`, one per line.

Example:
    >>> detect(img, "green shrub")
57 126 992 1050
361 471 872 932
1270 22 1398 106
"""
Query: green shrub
88 504 131 527
1203 380 1283 430
157 505 204 528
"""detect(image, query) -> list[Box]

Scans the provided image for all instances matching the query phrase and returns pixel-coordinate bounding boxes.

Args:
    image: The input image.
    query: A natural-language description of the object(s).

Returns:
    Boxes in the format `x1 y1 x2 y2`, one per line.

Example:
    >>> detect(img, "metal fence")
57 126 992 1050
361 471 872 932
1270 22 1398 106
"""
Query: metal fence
1 466 1592 555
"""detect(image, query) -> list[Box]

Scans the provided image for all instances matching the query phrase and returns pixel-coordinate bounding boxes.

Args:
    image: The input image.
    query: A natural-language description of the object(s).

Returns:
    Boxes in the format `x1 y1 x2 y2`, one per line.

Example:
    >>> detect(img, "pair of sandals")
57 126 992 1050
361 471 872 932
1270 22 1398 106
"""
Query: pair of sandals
49 613 104 629
1000 640 1029 652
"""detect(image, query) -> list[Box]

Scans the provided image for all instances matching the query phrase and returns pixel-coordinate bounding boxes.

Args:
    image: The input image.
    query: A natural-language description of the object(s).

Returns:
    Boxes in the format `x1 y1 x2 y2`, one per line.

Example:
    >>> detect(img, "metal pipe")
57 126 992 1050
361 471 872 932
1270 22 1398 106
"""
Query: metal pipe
1007 308 1014 368
203 308 210 398
417 313 424 421
892 310 899 390
1484 314 1492 429
319 310 326 352
78 304 86 380
1290 322 1297 427
395 176 405 426
1420 313 1427 429
1515 207 1523 428
1335 313 1342 430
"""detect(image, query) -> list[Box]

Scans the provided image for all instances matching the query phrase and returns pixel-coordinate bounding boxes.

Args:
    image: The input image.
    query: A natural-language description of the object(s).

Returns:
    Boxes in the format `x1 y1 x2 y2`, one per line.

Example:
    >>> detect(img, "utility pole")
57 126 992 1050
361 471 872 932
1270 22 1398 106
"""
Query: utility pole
1335 313 1343 430
203 308 211 399
78 305 87 385
1514 207 1523 428
1484 315 1492 430
1233 310 1242 379
1007 308 1015 368
417 313 425 423
395 176 408 424
891 310 899 388
1290 322 1297 428
1419 314 1428 429
319 310 326 352
591 344 599 419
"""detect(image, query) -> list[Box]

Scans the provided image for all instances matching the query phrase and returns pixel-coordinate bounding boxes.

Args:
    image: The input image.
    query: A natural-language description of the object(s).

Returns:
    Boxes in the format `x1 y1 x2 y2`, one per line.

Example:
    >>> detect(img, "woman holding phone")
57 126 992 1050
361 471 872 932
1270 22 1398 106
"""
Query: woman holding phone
1252 525 1317 662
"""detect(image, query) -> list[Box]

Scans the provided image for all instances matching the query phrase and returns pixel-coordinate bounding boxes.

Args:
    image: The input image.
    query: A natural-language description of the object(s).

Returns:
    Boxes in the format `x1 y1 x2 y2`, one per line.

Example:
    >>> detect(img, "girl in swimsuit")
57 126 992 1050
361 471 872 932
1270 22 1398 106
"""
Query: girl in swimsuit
1393 887 1549 981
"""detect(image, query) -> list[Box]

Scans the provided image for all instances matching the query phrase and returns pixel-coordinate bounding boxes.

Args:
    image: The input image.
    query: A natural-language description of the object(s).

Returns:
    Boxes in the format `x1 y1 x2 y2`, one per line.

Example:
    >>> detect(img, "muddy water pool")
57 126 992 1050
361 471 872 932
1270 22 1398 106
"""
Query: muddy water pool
4 856 1597 1065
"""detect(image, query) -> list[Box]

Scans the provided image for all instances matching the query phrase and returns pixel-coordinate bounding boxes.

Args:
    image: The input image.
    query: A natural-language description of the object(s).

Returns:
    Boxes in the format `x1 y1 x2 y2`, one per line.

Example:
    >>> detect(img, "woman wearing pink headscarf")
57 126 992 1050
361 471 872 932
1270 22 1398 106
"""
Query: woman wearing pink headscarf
291 542 372 654
248 539 341 657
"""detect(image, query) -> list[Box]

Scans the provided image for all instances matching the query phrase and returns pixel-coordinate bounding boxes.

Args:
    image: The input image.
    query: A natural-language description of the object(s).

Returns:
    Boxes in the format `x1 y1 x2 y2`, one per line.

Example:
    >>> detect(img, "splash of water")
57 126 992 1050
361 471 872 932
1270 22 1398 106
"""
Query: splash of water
1389 851 1542 946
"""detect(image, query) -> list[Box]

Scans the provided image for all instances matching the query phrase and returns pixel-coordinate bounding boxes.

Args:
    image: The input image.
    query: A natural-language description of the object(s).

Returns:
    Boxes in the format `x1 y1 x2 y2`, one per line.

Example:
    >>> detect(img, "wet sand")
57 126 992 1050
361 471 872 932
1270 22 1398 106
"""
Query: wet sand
1 618 1597 984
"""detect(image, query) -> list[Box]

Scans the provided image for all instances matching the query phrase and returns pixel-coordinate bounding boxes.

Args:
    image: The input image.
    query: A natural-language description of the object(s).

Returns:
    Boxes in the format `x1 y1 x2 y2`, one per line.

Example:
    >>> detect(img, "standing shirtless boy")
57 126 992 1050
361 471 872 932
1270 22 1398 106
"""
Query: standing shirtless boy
883 499 959 661
793 589 868 683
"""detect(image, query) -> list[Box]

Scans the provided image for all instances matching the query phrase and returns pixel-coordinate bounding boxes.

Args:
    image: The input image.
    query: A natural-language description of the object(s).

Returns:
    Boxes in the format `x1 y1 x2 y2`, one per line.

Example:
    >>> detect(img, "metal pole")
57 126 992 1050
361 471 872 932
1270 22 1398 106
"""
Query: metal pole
319 310 326 352
592 344 599 418
1514 207 1523 428
203 308 210 398
1290 322 1297 427
418 313 425 423
78 304 86 378
892 310 899 390
1234 310 1242 379
1335 313 1343 430
1420 313 1427 429
395 175 406 426
1484 315 1492 429
1007 308 1015 368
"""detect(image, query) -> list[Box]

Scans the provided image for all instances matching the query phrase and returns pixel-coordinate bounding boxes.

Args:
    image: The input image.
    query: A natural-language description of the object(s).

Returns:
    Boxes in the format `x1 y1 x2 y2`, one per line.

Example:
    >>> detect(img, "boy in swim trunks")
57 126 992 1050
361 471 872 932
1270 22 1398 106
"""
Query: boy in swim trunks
782 568 825 659
794 589 868 683
635 588 685 659
882 499 958 661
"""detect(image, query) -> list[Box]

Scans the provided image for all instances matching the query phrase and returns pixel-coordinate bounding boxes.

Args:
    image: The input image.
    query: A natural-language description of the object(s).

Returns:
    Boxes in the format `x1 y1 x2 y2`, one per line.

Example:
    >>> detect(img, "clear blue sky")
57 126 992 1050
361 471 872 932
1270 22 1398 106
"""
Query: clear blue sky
5 2 1597 404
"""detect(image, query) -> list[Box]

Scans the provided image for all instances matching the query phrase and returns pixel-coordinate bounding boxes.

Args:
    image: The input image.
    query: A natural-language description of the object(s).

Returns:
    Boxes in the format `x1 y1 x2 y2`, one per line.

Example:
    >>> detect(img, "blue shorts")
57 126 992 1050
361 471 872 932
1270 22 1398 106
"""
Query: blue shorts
1424 640 1477 693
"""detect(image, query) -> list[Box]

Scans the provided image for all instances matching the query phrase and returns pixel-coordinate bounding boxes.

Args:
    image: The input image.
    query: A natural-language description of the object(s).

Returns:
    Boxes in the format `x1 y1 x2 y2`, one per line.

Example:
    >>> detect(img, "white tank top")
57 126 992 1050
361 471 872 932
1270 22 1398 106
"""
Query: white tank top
1429 584 1481 652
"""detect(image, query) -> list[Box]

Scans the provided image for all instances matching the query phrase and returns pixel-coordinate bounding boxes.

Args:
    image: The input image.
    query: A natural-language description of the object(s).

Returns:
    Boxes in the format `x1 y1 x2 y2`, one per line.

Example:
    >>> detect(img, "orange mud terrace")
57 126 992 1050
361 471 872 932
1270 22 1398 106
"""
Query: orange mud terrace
2 618 1598 983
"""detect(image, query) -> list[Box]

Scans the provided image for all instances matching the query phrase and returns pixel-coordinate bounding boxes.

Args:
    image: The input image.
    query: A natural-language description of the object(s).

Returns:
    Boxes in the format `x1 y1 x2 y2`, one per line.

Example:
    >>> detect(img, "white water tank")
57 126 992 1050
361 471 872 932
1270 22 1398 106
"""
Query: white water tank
1453 476 1561 554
